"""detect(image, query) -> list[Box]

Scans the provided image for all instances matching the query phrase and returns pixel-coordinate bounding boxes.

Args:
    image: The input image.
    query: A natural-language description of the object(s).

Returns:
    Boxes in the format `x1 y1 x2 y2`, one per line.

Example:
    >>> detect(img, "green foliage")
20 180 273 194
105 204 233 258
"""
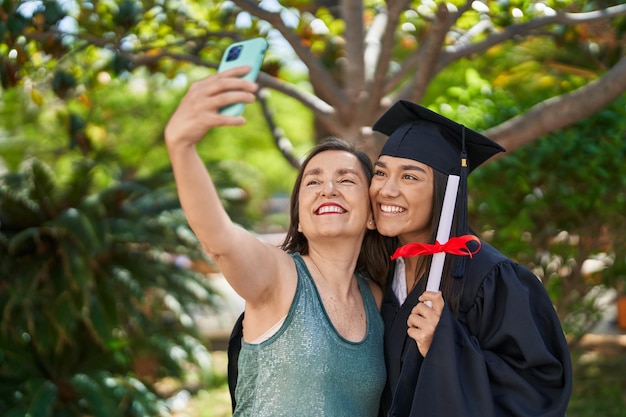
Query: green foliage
423 63 520 129
567 350 626 417
0 73 311 228
0 158 219 416
470 97 626 338
1 0 264 91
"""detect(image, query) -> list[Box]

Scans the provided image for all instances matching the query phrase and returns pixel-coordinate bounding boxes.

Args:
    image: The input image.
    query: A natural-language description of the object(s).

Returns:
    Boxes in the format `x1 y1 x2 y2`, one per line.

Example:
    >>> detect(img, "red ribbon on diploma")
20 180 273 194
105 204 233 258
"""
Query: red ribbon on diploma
391 234 481 260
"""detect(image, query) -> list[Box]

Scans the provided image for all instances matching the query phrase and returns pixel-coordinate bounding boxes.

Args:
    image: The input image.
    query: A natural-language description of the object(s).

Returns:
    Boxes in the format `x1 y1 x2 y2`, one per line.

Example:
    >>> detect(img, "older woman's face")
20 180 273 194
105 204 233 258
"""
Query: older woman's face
297 150 375 243
369 155 434 245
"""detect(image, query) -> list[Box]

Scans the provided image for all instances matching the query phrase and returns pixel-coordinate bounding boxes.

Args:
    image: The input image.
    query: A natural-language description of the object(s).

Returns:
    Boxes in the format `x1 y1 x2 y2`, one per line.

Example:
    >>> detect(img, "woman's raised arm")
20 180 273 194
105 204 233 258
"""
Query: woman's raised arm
164 67 291 306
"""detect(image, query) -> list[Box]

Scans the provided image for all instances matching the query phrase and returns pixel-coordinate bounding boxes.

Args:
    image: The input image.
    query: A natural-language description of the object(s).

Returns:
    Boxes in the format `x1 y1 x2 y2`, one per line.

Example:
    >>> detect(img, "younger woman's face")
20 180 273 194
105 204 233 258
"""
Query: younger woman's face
369 155 434 245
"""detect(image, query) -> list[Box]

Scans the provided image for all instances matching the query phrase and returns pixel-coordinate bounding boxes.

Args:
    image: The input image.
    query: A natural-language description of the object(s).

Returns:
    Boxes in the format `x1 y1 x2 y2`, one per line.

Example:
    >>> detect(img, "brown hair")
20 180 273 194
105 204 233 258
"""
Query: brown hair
281 138 391 287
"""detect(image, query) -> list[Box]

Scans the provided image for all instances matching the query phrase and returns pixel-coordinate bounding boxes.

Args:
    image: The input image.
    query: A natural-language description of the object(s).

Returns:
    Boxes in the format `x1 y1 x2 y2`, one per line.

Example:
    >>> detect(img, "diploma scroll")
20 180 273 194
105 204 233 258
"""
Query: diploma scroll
424 174 459 305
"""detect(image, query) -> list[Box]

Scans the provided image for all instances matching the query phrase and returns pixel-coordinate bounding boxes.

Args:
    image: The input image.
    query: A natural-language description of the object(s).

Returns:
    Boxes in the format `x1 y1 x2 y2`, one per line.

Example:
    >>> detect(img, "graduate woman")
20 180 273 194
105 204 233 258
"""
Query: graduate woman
165 66 388 417
370 100 572 417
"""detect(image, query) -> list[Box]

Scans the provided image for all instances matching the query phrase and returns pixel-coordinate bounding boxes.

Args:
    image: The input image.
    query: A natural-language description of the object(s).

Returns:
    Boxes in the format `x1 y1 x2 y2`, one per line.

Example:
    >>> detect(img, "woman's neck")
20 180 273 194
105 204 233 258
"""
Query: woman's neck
306 244 360 297
398 230 430 247
307 238 360 267
403 256 427 292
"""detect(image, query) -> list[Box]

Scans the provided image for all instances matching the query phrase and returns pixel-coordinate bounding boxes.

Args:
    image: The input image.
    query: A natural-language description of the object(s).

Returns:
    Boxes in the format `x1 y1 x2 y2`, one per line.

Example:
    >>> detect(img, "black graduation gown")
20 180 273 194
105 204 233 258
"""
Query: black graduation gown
380 241 573 417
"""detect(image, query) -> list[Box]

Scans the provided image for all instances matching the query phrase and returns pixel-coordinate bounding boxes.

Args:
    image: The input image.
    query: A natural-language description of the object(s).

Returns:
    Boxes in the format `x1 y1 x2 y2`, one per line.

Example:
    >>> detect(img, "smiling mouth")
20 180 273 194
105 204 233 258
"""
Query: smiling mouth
316 205 346 215
380 204 406 214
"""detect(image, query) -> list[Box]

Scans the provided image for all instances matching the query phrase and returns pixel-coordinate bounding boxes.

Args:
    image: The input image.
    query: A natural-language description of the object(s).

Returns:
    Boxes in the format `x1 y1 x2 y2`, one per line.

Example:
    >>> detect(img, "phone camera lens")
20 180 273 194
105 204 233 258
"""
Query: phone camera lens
226 45 243 62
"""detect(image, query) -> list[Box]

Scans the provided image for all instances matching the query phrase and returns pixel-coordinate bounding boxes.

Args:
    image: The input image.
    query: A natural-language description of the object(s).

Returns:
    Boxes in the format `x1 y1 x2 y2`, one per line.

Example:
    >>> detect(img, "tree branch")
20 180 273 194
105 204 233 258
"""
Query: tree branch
439 3 626 70
231 0 347 108
256 72 340 138
364 1 411 117
256 89 301 169
485 55 626 156
341 0 366 112
390 2 457 103
257 73 336 120
363 11 387 84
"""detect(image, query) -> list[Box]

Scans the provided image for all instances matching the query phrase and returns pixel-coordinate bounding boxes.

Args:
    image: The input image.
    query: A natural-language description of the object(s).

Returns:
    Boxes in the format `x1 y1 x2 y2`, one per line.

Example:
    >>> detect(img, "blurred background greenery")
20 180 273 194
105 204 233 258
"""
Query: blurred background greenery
2 0 626 416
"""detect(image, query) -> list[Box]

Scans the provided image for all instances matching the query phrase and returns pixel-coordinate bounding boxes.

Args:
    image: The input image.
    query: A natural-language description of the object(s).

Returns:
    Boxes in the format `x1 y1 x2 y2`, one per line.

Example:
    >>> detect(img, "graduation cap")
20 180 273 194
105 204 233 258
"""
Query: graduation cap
374 100 505 176
373 100 505 281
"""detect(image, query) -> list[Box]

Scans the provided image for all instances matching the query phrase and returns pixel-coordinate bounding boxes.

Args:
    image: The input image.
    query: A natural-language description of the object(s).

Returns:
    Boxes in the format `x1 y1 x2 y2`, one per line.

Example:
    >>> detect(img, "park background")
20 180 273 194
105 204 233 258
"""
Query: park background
1 0 626 416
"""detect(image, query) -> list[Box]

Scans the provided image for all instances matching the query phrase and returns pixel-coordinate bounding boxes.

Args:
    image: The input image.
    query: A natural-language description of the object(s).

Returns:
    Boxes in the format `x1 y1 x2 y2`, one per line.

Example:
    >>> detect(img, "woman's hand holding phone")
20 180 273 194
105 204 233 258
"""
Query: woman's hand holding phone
165 38 267 149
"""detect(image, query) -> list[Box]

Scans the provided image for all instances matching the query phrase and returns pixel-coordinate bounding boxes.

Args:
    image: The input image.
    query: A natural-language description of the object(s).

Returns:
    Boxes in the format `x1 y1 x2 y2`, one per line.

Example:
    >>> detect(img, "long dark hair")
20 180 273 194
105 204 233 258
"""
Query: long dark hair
281 138 391 287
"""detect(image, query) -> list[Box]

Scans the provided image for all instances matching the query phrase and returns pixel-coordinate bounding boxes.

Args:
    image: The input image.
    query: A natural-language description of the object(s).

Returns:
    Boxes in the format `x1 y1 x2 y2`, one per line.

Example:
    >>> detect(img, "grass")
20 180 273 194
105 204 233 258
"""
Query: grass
181 336 626 417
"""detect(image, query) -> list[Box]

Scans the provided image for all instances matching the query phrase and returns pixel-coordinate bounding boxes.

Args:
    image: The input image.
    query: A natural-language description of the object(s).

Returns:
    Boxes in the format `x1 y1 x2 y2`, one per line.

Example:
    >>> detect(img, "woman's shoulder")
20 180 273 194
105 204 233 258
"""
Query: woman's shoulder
460 240 545 312
467 240 540 278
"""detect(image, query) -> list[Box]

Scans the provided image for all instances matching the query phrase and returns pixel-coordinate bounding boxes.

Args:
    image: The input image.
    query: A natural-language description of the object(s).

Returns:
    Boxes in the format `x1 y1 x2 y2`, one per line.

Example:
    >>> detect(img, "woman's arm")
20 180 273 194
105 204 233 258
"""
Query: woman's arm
164 67 292 307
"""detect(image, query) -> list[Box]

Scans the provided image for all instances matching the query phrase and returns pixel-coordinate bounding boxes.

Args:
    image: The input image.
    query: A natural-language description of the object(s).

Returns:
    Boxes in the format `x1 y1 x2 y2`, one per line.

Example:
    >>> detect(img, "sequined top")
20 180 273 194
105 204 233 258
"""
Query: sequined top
233 253 386 417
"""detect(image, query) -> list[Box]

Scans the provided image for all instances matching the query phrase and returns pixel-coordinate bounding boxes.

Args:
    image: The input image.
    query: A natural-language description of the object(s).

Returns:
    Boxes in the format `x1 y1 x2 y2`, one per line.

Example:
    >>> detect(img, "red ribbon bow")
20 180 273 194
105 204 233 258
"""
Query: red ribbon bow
391 234 481 260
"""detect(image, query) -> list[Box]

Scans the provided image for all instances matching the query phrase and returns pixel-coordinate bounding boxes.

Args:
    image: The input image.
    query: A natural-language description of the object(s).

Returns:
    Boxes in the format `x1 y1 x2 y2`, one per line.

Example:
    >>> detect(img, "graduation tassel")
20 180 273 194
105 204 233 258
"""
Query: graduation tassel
453 126 470 279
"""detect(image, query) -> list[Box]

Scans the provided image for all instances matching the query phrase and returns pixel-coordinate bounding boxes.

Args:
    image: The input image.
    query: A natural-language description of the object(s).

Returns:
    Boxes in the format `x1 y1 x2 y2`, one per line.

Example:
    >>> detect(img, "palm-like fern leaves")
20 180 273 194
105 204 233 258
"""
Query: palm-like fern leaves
0 158 218 417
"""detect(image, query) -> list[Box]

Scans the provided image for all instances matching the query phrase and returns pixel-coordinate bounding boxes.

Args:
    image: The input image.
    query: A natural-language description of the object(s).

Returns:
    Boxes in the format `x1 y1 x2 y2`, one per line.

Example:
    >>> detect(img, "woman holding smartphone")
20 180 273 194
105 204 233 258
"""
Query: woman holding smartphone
164 66 389 417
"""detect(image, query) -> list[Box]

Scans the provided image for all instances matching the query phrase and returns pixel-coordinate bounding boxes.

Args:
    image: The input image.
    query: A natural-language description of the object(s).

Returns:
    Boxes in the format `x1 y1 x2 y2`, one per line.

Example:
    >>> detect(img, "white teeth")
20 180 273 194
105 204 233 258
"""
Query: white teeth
381 204 405 214
317 205 345 214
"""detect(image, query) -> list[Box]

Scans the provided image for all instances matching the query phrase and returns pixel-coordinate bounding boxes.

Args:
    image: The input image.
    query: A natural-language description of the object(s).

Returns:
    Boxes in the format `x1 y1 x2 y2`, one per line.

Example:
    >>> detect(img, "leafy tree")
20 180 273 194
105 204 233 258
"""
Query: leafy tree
0 158 221 416
1 0 625 162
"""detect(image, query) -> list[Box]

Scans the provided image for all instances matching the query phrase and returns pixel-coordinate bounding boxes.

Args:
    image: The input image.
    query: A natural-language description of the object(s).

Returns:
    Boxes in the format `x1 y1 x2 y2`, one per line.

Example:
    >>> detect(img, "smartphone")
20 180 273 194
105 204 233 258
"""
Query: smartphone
217 37 269 116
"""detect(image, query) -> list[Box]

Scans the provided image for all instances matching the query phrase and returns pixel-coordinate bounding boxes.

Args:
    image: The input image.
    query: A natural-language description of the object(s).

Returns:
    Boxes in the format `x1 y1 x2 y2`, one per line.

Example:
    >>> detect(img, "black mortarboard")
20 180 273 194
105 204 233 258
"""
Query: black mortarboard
374 100 505 175
373 100 505 277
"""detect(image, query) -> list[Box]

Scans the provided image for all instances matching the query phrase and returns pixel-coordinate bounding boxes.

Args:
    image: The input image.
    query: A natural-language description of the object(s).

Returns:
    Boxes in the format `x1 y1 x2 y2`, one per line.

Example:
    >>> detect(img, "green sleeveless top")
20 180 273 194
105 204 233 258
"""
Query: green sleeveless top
233 253 386 417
